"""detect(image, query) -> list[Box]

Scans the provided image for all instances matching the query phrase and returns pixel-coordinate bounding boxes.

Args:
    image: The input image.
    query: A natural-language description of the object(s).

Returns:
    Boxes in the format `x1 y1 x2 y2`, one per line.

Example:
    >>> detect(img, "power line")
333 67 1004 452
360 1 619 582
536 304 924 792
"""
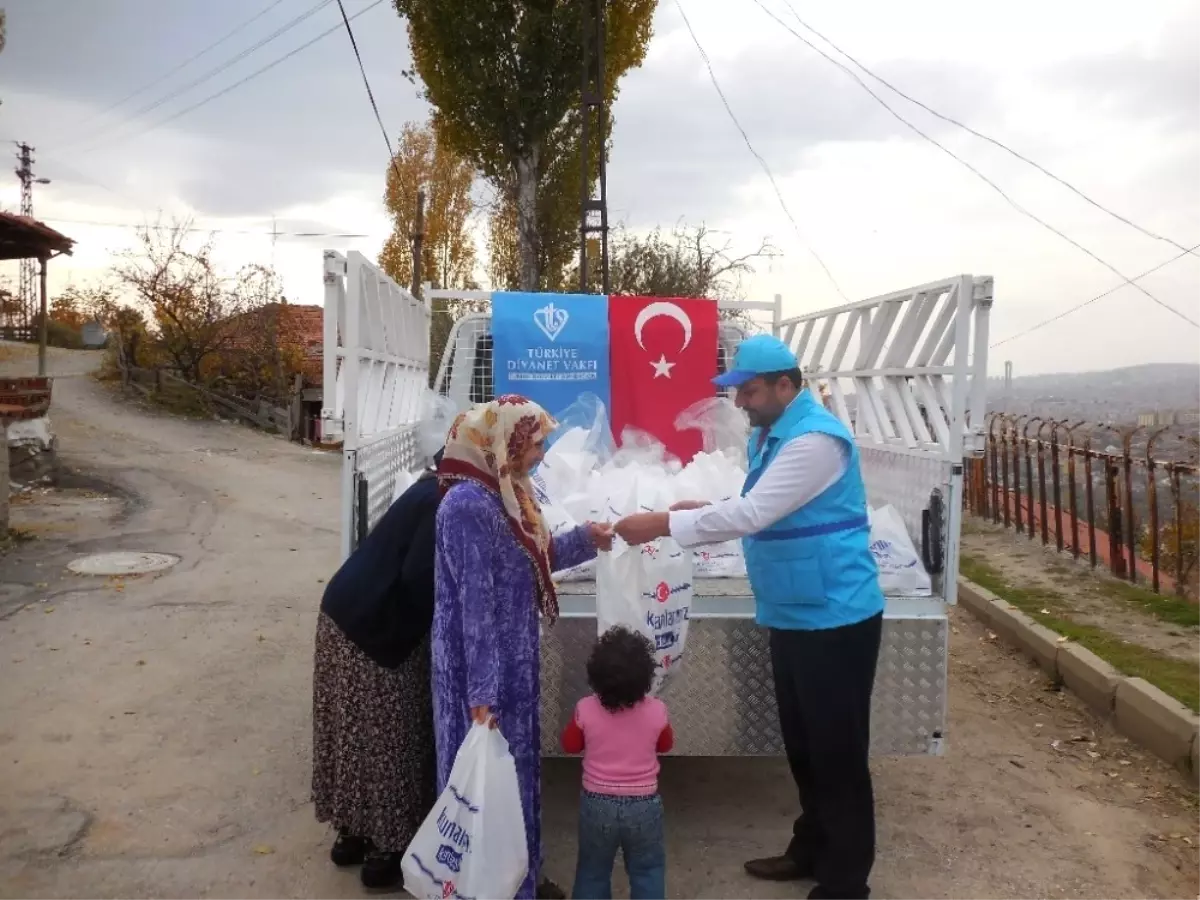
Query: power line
51 0 387 153
673 0 848 302
991 245 1200 348
333 0 401 182
749 0 1200 330
772 0 1197 257
40 217 370 238
62 0 292 139
63 0 336 152
35 150 134 204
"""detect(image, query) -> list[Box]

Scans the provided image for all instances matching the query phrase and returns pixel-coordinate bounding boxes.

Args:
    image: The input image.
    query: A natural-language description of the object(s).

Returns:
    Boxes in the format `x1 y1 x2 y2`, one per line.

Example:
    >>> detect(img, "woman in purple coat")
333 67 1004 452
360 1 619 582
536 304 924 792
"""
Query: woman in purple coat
434 395 612 899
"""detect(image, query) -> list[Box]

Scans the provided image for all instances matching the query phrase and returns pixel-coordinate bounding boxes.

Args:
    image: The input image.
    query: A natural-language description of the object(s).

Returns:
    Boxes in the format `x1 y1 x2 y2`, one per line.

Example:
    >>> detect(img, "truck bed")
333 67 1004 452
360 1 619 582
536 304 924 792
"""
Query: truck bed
541 577 949 757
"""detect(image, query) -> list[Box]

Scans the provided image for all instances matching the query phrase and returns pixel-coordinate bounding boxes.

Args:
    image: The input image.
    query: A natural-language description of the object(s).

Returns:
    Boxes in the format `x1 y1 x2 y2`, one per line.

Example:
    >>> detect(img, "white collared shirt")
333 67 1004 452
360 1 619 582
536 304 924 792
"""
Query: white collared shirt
669 431 848 548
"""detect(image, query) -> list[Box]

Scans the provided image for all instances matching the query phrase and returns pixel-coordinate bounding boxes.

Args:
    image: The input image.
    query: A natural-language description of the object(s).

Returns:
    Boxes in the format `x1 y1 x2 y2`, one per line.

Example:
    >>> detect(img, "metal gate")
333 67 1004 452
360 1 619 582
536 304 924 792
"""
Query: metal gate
778 274 993 606
322 251 431 559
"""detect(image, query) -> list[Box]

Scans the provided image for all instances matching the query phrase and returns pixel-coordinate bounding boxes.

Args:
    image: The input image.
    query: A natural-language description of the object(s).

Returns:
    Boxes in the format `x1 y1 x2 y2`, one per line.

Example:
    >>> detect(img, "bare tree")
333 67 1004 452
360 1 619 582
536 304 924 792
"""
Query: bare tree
568 223 779 309
113 220 245 383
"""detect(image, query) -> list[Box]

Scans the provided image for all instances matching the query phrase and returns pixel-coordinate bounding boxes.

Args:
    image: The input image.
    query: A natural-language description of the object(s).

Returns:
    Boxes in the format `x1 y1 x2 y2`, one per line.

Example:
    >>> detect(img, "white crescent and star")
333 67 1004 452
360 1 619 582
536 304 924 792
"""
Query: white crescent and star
650 354 675 378
633 301 692 379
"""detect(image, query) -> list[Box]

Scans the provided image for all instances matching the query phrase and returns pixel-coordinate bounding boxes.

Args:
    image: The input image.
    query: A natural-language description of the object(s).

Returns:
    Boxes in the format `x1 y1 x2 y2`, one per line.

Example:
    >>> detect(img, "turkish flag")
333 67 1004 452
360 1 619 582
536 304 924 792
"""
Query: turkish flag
608 295 720 462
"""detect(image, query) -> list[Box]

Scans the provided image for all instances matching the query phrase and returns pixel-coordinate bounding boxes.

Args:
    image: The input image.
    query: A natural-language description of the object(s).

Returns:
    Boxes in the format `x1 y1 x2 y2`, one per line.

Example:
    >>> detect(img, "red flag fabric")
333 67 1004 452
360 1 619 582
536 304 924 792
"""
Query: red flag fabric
608 295 720 462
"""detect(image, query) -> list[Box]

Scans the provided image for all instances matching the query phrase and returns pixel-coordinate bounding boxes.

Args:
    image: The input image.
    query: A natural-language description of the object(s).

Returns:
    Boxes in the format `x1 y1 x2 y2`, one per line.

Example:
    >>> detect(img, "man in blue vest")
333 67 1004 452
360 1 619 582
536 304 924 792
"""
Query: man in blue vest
614 334 884 900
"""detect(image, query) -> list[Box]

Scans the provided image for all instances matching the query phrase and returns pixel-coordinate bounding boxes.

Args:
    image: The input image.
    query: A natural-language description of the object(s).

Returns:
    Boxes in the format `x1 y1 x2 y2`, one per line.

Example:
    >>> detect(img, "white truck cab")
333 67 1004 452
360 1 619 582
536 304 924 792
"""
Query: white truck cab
322 250 992 757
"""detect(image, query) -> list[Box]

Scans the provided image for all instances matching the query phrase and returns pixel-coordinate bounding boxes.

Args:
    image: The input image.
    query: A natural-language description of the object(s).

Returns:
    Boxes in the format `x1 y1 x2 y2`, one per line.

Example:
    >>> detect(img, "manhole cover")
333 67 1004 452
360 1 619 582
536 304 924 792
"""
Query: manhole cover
67 552 180 576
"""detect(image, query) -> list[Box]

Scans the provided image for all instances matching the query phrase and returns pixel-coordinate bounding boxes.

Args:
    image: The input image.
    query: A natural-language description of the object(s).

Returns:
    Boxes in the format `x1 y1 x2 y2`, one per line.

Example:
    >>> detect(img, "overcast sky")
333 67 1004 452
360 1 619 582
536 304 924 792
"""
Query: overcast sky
1 0 1198 377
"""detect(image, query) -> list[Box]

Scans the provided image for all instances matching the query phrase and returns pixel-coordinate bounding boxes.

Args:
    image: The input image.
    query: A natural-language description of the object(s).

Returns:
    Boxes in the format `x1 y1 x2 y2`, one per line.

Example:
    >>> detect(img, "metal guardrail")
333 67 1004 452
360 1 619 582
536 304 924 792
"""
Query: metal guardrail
966 413 1199 597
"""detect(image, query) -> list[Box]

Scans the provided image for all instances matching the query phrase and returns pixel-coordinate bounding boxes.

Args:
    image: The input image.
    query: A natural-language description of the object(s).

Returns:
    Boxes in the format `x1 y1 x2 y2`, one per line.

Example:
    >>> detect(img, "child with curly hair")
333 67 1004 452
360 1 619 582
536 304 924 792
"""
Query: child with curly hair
561 625 674 900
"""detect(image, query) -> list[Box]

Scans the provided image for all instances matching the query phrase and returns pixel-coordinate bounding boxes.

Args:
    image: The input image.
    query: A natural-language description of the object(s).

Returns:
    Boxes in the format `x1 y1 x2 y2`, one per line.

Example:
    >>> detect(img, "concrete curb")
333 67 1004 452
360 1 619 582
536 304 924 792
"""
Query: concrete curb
957 577 1199 786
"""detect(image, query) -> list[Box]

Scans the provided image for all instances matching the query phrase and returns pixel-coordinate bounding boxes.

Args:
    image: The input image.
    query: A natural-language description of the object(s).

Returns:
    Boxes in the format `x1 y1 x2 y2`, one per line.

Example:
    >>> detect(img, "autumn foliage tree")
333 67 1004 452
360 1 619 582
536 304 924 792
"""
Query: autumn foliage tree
1141 495 1200 596
377 120 486 374
48 286 93 331
114 220 247 383
378 120 478 292
394 0 656 290
209 264 305 403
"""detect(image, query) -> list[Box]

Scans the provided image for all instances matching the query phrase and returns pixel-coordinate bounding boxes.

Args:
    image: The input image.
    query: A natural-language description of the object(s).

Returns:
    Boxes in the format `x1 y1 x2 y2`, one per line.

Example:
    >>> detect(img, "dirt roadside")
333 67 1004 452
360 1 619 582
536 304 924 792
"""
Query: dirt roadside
963 522 1198 662
0 350 1196 899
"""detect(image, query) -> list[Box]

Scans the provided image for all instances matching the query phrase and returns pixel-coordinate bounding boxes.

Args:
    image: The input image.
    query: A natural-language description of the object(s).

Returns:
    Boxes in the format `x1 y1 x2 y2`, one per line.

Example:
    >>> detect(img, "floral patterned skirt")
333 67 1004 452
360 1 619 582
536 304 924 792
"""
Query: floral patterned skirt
311 612 437 852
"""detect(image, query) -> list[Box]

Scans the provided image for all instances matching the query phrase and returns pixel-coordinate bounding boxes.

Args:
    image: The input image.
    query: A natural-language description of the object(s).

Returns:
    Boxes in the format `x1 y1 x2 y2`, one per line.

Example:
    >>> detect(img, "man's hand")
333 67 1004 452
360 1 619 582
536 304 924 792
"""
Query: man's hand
614 512 671 546
470 705 498 730
670 499 711 512
584 521 614 552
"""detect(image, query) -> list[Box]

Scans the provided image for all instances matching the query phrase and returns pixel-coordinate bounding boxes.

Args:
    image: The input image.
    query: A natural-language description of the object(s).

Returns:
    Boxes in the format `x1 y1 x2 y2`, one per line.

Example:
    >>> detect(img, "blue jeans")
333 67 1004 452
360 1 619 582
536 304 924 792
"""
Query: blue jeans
571 791 665 900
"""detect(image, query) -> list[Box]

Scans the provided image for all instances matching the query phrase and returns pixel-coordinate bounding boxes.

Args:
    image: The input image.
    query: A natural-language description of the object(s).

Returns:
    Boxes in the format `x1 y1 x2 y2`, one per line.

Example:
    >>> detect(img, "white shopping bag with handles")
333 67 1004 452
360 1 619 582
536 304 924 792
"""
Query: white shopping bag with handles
596 536 694 694
868 504 932 596
402 724 528 900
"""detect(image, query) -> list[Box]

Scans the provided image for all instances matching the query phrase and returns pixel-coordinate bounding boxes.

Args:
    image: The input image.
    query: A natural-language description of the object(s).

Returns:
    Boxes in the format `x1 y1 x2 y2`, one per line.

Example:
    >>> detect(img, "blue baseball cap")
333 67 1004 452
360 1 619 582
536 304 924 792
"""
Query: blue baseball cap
712 334 799 388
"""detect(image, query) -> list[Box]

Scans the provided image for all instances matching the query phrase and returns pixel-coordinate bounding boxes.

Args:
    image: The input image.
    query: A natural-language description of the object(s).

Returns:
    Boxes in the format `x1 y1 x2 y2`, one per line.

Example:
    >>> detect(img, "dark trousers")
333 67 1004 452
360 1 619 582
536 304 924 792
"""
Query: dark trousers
769 612 883 895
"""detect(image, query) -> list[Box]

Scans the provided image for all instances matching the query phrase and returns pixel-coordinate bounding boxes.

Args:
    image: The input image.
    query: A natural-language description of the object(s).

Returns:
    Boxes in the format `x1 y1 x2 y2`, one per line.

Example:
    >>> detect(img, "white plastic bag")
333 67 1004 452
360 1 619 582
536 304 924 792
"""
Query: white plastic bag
673 397 749 466
596 537 694 694
391 467 418 503
692 542 746 577
402 724 529 900
420 390 461 460
869 504 932 596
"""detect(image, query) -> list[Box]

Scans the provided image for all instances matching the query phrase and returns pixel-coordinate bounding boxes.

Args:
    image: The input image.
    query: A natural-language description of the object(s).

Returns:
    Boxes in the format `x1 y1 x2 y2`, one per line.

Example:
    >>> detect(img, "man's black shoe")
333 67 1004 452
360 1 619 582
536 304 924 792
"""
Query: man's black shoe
743 855 814 881
536 878 567 899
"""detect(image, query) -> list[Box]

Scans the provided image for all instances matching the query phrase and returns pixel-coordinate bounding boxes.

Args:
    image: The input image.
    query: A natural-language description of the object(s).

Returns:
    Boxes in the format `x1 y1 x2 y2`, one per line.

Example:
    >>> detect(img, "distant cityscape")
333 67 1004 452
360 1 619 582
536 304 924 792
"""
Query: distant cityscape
987 363 1199 463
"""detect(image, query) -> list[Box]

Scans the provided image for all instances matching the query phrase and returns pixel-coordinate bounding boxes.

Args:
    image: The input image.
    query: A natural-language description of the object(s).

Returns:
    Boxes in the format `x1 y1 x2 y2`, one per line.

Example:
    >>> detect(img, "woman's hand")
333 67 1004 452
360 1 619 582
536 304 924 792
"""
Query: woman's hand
584 521 614 552
471 705 499 730
670 499 711 512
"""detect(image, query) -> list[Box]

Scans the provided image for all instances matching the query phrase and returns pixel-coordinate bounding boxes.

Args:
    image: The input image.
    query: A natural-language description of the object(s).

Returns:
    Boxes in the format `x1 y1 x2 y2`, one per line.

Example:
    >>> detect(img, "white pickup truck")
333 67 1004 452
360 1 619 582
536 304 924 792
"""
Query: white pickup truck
321 250 993 758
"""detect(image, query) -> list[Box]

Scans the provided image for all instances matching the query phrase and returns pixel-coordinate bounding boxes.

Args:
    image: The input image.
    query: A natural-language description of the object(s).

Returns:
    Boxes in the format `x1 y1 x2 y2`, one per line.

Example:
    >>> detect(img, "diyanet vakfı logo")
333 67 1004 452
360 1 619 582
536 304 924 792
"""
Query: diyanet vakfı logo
533 302 569 341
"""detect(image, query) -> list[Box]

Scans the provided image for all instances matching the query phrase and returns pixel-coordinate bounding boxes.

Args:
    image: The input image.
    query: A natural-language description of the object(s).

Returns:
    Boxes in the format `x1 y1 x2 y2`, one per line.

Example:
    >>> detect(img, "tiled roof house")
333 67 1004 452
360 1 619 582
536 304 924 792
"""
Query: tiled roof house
223 302 325 384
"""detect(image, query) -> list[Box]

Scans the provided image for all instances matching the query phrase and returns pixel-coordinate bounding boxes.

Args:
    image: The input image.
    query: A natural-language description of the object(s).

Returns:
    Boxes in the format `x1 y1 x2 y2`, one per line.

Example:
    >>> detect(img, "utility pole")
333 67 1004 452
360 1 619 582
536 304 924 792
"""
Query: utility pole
411 188 426 299
578 0 610 294
14 143 49 336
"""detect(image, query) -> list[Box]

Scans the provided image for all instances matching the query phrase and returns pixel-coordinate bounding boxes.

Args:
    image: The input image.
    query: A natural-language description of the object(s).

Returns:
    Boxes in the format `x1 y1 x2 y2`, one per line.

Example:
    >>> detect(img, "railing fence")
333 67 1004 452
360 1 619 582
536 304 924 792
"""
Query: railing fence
966 413 1199 597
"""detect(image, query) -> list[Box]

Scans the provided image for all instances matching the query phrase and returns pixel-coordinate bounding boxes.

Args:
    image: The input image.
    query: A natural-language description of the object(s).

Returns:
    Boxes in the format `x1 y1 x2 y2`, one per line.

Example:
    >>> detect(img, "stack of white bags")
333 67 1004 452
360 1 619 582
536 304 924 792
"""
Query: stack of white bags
533 395 751 582
530 393 931 597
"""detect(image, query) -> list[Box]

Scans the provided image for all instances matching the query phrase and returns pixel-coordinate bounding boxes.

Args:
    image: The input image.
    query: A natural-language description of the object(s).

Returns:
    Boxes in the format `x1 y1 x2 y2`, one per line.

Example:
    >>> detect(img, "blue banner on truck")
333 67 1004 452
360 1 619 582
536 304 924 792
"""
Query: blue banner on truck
491 292 610 416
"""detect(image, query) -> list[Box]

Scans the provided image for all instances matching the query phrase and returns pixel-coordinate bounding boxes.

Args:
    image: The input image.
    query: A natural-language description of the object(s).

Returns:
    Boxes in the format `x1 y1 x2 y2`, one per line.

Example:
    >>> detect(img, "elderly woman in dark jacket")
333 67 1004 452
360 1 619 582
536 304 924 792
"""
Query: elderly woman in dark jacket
310 452 442 890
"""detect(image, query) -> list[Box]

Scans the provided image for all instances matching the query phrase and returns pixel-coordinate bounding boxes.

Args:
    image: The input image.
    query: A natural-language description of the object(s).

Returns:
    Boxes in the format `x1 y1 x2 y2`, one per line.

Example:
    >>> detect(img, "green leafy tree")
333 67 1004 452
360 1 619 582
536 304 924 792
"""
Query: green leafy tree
394 0 656 290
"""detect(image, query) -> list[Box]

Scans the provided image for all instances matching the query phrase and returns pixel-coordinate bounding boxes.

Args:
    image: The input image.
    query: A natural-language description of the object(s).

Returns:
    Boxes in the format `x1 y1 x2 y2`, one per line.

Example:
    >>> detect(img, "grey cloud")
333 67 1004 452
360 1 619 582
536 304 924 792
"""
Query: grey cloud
607 34 999 228
1047 7 1200 132
3 0 424 221
6 0 999 232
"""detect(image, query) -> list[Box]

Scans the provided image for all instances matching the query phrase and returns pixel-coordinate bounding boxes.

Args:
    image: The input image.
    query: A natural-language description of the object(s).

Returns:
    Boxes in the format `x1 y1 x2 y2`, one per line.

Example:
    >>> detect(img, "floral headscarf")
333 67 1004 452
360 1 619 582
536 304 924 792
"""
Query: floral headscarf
438 394 560 621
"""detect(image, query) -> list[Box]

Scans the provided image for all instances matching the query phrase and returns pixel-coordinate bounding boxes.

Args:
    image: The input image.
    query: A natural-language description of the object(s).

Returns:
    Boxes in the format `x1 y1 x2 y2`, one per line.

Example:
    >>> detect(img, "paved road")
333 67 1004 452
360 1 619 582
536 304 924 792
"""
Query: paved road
0 348 1196 899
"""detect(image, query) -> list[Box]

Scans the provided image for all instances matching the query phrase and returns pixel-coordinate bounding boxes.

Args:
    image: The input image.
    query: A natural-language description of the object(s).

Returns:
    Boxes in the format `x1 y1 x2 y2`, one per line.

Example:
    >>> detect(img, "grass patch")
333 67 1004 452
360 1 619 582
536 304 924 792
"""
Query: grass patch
1097 579 1200 630
961 554 1200 712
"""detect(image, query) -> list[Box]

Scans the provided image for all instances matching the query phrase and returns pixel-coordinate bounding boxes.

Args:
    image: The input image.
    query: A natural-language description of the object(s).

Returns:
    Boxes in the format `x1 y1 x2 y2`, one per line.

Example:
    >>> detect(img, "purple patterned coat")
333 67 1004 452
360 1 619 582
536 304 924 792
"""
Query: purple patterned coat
433 481 595 899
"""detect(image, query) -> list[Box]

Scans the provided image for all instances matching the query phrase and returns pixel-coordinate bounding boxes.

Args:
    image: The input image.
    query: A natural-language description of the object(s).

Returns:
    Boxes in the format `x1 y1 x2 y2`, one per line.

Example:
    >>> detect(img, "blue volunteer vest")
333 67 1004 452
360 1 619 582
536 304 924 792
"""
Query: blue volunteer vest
742 390 885 631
